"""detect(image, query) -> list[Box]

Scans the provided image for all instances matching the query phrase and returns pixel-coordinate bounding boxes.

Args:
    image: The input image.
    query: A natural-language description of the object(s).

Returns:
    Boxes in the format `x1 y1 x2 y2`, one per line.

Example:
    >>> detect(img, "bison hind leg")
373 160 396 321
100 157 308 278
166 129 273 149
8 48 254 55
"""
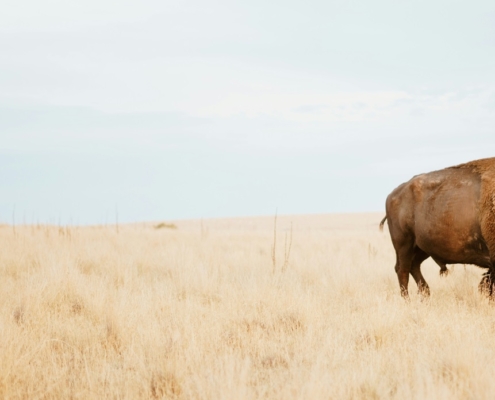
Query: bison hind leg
409 248 430 297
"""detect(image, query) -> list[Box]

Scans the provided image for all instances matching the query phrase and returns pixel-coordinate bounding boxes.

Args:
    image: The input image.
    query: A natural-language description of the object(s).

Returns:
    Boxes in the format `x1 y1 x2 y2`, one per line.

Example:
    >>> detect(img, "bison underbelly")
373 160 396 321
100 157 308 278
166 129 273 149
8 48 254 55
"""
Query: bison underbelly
416 232 490 267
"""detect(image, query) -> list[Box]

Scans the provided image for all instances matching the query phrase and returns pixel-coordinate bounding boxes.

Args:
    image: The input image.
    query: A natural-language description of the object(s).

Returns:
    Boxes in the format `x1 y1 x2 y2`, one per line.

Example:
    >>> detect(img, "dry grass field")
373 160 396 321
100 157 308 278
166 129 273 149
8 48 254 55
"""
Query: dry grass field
2 213 495 399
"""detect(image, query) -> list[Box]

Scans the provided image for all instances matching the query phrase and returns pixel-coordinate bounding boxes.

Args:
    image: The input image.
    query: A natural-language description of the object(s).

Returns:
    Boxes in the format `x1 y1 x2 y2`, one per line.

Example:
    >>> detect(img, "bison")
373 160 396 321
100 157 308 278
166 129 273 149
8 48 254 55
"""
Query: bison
380 157 495 297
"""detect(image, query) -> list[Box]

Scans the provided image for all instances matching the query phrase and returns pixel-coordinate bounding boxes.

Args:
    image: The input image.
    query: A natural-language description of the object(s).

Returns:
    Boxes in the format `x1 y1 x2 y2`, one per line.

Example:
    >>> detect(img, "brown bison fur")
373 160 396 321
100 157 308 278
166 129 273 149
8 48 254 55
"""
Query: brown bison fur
381 157 495 298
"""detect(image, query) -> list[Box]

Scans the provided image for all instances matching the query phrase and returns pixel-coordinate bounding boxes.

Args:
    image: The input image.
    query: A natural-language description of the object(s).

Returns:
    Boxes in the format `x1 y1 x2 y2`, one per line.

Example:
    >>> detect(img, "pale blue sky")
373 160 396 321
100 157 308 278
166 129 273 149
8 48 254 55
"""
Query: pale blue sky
1 0 495 224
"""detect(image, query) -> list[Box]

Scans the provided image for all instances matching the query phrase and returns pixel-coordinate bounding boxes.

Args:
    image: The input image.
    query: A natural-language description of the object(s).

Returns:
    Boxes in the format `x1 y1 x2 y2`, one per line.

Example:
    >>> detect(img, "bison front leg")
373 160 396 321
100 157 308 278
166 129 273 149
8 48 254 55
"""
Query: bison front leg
479 269 495 298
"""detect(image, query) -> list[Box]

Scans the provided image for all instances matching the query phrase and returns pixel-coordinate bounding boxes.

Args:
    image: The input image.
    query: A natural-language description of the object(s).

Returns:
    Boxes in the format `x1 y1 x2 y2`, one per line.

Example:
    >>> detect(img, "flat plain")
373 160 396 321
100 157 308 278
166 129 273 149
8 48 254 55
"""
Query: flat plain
1 213 495 399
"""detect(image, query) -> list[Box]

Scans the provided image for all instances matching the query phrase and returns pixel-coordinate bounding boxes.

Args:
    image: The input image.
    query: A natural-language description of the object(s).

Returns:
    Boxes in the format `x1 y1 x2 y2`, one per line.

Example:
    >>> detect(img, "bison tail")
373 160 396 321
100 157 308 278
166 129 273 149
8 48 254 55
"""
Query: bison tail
379 215 387 232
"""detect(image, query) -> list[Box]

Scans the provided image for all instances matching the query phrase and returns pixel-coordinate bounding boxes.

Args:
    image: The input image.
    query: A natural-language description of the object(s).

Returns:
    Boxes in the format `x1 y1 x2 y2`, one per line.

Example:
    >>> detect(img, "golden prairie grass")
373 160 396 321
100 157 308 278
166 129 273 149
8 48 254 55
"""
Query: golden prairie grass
1 213 495 399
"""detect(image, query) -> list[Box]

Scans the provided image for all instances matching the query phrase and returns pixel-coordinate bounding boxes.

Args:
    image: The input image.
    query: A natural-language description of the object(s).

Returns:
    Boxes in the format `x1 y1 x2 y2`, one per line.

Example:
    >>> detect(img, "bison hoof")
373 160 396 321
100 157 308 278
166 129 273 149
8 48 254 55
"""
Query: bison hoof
439 268 449 277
